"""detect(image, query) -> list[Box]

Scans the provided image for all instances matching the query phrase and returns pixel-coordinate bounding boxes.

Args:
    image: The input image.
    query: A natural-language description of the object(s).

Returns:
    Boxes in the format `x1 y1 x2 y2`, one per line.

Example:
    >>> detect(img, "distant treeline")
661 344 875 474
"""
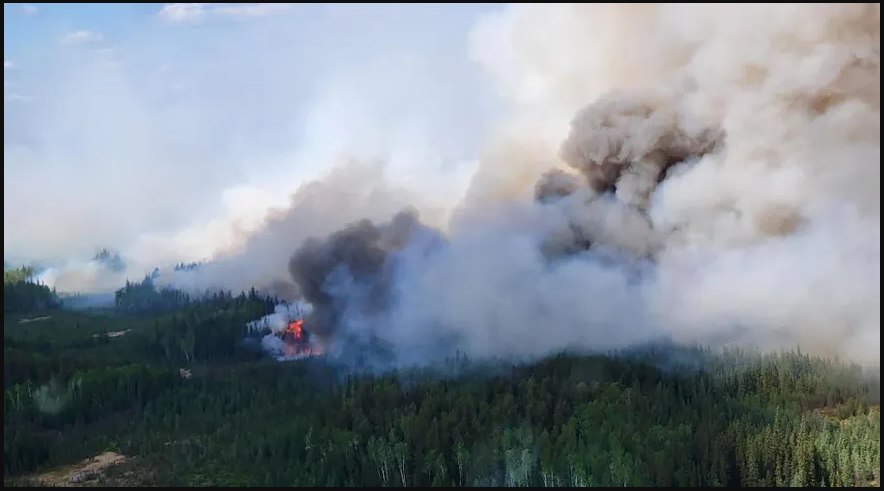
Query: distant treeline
113 273 275 316
4 266 62 314
4 259 255 316
91 249 125 273
173 262 202 272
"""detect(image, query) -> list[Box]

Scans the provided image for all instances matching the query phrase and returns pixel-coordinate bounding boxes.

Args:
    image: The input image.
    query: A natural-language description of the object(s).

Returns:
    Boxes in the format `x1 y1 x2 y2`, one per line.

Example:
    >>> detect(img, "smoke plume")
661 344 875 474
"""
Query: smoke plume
277 4 881 368
9 5 879 368
6 4 490 295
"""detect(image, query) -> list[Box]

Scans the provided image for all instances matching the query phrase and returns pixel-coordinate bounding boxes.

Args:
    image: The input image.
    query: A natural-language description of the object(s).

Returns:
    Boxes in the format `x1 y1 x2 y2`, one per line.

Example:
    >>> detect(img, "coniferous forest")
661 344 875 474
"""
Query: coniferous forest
3 268 880 487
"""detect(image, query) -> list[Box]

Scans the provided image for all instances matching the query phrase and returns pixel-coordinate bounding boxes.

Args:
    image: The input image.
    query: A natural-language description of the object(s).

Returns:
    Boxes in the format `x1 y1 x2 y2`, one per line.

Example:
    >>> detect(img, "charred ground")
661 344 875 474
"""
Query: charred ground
3 270 880 487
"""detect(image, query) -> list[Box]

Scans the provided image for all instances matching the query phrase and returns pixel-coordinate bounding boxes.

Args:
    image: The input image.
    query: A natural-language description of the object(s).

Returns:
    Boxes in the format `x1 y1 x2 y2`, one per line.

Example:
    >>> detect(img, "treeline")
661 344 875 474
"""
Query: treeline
114 275 192 313
138 291 277 365
4 266 62 314
3 272 879 487
92 249 125 273
112 273 274 316
173 262 202 272
4 265 37 284
5 293 278 388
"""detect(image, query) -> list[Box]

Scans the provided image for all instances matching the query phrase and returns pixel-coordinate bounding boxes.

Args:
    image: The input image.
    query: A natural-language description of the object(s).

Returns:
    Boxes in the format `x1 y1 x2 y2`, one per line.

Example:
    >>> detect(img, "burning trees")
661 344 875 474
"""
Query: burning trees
277 319 319 358
245 303 324 362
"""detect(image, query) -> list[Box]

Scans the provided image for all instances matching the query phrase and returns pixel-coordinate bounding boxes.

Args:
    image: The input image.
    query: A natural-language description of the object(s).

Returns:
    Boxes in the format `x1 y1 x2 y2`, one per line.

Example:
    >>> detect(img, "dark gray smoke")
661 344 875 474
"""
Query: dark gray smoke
288 209 446 359
285 92 729 364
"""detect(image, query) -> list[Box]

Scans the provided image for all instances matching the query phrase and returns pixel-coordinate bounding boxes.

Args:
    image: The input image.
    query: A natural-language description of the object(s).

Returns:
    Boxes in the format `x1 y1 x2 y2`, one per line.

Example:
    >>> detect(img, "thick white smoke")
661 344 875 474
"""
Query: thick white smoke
282 3 880 368
37 262 125 295
157 160 451 298
13 4 880 367
246 302 311 335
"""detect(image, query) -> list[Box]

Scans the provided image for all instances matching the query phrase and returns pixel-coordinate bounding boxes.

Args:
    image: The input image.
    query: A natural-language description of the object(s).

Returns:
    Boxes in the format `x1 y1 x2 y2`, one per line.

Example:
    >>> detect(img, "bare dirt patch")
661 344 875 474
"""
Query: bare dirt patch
29 451 127 487
93 329 131 338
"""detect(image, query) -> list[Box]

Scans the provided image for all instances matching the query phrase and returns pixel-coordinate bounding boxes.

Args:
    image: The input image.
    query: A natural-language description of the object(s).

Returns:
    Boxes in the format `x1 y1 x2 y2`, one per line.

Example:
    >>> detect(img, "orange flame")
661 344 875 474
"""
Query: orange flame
279 319 323 358
285 319 304 340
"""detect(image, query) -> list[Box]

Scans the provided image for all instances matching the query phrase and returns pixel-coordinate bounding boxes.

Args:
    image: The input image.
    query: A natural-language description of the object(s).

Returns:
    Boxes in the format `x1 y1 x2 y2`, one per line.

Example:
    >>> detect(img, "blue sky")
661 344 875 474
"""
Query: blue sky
4 3 504 266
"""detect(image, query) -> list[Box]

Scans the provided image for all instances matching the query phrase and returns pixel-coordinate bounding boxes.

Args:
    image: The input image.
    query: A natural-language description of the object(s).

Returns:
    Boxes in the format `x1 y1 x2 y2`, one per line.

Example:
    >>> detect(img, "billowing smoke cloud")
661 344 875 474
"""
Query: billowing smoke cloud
6 4 493 294
34 249 130 296
11 5 879 368
288 209 445 351
158 161 451 299
246 302 311 335
274 4 880 368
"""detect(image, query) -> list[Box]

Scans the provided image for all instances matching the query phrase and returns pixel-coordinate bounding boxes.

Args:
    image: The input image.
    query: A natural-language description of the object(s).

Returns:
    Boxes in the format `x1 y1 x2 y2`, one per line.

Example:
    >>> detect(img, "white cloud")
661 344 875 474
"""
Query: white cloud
215 3 294 18
21 4 39 16
158 3 293 23
157 3 208 23
60 30 104 47
4 59 13 70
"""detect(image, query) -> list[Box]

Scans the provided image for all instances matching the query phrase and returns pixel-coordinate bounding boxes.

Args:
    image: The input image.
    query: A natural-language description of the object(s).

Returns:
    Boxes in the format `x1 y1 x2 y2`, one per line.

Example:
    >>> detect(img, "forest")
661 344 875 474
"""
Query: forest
3 267 880 487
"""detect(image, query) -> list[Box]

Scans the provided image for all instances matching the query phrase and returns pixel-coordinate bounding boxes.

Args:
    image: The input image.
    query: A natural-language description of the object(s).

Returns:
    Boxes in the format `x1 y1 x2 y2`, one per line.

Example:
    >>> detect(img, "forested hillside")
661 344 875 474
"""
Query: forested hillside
3 273 880 487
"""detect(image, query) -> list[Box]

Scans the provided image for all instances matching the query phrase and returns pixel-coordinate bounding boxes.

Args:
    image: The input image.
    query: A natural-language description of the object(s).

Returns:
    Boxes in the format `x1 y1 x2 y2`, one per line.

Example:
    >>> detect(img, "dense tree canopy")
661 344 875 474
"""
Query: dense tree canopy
3 277 880 487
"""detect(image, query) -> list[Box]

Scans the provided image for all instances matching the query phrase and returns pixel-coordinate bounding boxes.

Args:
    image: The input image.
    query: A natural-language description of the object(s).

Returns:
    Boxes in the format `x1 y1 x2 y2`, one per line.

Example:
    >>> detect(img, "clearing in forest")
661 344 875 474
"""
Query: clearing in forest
28 451 127 487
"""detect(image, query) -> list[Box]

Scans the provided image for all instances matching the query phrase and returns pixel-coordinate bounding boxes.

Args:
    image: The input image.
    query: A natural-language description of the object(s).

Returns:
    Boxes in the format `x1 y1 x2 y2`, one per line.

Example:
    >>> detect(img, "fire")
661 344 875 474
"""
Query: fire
281 342 321 358
285 319 305 341
278 319 323 358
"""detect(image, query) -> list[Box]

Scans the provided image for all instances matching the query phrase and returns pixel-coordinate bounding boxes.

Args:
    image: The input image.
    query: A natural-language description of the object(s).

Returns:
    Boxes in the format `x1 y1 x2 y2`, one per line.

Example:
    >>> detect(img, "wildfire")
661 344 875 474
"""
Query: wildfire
285 319 305 341
278 319 323 358
281 343 320 357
